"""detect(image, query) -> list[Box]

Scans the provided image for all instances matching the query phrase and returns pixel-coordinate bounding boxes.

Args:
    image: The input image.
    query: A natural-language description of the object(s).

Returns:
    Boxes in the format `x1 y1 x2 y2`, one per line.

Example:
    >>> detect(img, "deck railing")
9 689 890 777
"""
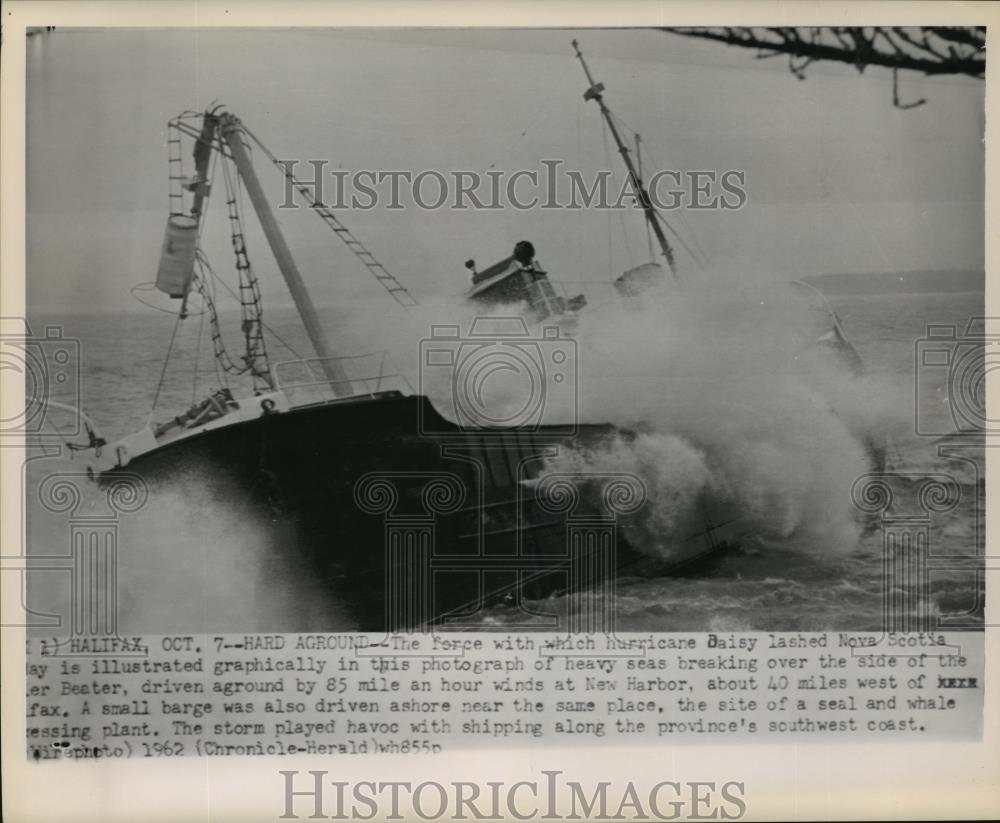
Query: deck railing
272 350 414 406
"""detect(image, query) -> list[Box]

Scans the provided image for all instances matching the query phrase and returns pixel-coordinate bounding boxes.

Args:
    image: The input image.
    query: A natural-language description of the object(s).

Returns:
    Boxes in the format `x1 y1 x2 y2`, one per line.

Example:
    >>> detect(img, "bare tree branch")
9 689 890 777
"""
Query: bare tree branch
893 66 927 110
663 26 984 79
926 26 986 49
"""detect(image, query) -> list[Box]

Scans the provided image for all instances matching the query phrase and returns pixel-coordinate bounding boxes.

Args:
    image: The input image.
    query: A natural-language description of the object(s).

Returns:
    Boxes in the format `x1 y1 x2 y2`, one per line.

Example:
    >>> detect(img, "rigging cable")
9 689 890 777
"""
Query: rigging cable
203 261 306 361
189 142 223 403
192 293 205 404
599 111 615 281
238 122 419 308
598 109 640 275
636 134 655 264
129 282 206 315
636 132 713 269
196 245 306 362
147 311 185 426
199 148 272 391
609 110 712 270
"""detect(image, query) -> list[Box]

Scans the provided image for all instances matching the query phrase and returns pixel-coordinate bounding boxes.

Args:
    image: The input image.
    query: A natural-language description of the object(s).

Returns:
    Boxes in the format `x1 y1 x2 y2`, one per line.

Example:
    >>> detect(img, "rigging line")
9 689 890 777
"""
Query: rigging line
203 255 305 360
599 113 615 282
674 211 711 270
606 108 708 269
618 202 636 271
651 209 707 269
634 137 713 269
259 321 304 361
129 282 207 315
607 122 638 270
208 163 242 365
203 273 230 391
636 134 655 264
196 141 220 239
196 249 253 378
631 134 709 270
229 155 273 387
28 401 98 454
192 296 205 404
608 108 642 143
214 150 272 388
597 107 677 274
666 204 711 269
645 209 655 263
148 310 185 425
600 112 639 273
576 97 586 277
238 122 418 308
193 250 243 377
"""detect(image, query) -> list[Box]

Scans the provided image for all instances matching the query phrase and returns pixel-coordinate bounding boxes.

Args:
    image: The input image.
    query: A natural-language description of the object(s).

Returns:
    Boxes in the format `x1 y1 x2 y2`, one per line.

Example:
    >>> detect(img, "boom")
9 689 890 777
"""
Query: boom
217 113 354 397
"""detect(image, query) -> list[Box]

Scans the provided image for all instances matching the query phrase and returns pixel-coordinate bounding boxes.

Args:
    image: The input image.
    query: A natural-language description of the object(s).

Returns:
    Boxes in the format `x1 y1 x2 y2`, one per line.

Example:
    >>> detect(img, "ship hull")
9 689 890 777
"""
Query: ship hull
101 394 750 630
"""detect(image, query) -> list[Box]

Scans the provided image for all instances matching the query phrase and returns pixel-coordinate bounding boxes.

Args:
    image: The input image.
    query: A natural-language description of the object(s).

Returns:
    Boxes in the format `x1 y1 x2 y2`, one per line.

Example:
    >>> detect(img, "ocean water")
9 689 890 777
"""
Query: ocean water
20 28 985 634
22 289 985 633
441 290 989 631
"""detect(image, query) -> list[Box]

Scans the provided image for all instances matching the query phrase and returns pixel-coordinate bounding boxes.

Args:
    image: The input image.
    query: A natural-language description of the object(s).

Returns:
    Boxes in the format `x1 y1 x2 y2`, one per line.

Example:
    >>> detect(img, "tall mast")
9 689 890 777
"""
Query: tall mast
571 39 677 278
218 113 353 397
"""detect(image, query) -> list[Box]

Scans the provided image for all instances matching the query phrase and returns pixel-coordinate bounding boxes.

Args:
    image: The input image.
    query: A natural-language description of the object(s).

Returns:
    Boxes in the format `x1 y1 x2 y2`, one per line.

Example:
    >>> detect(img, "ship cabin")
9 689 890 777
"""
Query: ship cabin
464 240 586 322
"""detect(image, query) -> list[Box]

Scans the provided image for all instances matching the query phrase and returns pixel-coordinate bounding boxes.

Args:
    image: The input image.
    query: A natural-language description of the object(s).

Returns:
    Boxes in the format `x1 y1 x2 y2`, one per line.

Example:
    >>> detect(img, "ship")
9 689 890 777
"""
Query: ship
65 42 875 632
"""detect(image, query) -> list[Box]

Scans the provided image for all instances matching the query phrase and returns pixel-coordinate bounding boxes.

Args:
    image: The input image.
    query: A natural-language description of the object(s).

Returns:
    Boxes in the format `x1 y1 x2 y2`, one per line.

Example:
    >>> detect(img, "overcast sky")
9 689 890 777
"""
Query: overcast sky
26 28 984 313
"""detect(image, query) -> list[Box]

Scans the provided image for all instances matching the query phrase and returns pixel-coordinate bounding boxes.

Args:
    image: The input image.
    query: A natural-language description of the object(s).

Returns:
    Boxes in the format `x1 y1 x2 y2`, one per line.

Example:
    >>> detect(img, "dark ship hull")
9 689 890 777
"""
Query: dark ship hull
100 393 750 631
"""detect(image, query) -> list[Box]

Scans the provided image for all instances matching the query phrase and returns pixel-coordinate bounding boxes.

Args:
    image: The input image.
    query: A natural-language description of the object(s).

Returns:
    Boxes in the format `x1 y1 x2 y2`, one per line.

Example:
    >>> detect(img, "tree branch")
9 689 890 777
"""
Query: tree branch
663 26 985 79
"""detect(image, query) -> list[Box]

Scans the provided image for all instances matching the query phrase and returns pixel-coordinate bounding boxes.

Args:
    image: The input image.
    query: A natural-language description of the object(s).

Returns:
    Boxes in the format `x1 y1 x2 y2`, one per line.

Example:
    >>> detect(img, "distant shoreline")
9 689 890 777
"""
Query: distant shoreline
802 269 983 296
26 272 984 316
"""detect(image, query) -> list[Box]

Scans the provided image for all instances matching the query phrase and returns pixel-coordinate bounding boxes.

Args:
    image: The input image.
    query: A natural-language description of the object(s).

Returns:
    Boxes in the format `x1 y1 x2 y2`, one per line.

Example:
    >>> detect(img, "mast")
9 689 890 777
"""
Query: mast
635 133 656 263
218 113 353 397
571 39 677 278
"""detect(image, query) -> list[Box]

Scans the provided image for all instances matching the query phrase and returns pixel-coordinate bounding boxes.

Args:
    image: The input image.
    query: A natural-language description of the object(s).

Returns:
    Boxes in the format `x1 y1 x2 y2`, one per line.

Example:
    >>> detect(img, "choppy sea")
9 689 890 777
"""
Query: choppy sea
21 29 985 635
23 289 985 633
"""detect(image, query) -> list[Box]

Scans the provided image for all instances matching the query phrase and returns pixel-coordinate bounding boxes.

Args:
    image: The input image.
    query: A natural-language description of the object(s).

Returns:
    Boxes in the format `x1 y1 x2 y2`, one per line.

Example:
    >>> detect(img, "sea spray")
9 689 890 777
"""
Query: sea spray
540 431 718 559
325 280 908 556
556 282 909 554
113 458 351 633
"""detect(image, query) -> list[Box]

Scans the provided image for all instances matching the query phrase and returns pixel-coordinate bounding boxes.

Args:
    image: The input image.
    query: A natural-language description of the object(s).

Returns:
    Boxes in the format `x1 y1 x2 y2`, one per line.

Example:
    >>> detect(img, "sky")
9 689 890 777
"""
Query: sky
25 27 985 313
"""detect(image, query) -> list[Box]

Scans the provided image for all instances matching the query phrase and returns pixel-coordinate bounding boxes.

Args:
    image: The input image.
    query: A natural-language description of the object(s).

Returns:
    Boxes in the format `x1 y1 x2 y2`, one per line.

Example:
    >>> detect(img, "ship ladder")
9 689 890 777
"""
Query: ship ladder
240 125 419 308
